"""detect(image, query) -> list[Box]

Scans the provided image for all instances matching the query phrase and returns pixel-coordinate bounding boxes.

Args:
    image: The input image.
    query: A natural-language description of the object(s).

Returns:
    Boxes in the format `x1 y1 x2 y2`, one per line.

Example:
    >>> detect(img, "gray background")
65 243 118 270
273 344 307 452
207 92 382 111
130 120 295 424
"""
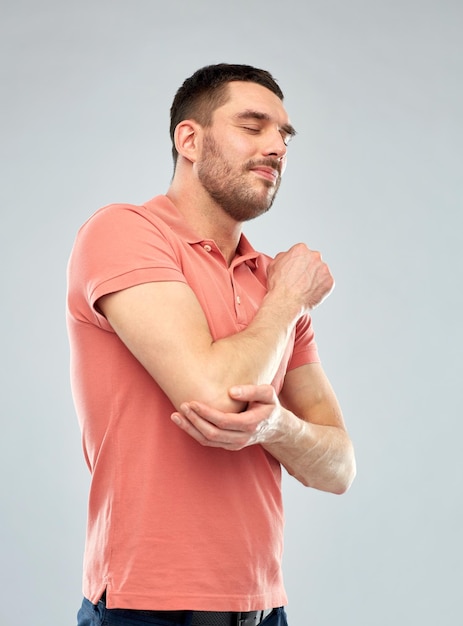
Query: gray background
1 1 461 625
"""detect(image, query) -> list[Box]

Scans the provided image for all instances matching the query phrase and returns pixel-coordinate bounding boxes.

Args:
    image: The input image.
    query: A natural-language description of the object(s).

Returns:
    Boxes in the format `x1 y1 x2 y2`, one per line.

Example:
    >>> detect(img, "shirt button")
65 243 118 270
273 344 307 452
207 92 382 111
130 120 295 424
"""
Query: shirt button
236 295 241 304
203 244 212 252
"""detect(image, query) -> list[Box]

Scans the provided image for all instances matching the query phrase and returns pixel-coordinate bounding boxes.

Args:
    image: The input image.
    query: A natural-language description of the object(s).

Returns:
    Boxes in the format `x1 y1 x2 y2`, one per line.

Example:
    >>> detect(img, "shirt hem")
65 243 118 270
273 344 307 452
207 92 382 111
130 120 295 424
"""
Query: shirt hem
102 590 288 612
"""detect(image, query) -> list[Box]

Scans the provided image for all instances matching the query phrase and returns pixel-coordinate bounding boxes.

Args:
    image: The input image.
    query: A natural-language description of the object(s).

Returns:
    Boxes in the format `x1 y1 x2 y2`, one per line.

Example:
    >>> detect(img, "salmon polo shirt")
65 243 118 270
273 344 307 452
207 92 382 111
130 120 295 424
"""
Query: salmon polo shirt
66 195 320 611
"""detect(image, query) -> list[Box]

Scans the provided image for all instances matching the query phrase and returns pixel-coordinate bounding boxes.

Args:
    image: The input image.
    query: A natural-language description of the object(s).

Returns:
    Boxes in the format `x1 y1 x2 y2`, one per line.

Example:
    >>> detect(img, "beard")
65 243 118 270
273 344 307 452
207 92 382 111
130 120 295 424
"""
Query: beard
196 132 282 222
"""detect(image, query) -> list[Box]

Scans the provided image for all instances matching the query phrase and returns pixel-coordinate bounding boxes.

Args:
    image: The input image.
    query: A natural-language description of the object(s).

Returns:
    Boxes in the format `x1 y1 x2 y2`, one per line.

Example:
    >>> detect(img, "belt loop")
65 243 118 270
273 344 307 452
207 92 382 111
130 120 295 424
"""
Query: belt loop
237 611 262 626
238 612 251 626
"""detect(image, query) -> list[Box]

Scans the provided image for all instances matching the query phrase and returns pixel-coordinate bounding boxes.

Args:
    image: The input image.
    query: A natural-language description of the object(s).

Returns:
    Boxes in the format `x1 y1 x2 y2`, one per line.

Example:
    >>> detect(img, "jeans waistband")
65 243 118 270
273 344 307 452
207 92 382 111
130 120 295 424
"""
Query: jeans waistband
99 593 274 626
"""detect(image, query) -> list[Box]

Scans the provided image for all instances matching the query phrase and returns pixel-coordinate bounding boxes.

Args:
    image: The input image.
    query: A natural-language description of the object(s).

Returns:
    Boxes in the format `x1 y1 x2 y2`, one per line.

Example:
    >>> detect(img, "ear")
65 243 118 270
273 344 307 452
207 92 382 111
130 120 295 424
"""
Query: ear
174 120 201 164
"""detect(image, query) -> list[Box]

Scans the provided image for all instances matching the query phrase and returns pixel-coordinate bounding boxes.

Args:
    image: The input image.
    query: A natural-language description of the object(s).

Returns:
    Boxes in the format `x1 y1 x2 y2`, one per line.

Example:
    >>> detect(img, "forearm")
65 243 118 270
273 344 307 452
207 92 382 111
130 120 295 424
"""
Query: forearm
193 243 334 410
264 408 356 494
99 282 304 413
205 291 303 402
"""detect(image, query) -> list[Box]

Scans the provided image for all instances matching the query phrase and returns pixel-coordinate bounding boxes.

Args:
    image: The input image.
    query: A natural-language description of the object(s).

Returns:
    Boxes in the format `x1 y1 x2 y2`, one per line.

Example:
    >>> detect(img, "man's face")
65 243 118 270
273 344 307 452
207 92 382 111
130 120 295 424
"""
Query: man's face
195 81 295 222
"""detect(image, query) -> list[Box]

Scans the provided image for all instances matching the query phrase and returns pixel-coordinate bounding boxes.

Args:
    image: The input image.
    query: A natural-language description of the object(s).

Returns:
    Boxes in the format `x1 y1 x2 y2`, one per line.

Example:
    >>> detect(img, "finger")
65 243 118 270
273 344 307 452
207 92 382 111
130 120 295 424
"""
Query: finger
181 401 246 432
172 410 235 446
228 384 276 405
174 404 244 440
171 412 211 444
171 411 250 449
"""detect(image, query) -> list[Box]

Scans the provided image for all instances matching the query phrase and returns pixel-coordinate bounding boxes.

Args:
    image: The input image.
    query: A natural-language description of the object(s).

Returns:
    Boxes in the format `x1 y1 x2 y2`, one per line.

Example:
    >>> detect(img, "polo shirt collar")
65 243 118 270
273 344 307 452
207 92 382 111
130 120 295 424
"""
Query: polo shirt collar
144 195 260 269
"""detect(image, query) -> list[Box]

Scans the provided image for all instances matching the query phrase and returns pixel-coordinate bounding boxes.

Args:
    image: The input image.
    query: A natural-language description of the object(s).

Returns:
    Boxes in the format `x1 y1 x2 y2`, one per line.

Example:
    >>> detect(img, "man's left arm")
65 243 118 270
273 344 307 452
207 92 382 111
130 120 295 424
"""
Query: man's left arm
265 361 356 494
172 362 356 494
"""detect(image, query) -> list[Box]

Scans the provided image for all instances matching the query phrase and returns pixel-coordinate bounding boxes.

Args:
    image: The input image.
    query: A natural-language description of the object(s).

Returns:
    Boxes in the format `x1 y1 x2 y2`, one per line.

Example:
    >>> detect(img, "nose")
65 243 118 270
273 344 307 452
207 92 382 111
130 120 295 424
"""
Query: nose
262 128 287 160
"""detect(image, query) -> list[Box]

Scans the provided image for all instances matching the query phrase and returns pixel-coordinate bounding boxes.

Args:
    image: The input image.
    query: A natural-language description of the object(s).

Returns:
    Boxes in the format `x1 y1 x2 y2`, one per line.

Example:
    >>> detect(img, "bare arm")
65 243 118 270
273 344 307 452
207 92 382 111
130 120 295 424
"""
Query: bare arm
172 363 356 494
268 362 356 492
97 243 333 413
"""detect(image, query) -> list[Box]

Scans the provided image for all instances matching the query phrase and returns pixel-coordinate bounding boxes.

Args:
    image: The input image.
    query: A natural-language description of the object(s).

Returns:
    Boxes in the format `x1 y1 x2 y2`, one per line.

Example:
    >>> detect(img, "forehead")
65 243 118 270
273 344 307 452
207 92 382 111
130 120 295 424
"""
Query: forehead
214 81 290 124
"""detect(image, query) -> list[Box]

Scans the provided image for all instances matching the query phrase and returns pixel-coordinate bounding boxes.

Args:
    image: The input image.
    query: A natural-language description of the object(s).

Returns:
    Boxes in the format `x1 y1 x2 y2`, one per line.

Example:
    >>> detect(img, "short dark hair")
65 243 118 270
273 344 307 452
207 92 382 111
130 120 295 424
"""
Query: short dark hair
169 63 284 166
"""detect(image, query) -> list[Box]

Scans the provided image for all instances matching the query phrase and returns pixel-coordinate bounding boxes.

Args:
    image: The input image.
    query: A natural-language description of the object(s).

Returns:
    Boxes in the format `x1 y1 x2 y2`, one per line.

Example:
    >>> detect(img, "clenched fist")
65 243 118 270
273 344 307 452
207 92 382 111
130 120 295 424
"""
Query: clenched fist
267 243 334 313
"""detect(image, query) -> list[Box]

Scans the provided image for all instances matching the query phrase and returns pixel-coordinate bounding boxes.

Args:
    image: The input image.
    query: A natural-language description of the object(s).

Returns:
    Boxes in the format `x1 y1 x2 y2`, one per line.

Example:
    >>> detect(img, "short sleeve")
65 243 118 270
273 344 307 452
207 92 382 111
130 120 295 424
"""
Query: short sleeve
67 204 187 327
287 313 320 370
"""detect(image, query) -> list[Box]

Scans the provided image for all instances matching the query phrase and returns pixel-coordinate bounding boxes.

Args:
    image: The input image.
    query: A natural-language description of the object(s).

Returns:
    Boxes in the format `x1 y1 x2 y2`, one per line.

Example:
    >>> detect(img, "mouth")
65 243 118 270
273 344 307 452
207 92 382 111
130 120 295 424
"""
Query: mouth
250 166 279 183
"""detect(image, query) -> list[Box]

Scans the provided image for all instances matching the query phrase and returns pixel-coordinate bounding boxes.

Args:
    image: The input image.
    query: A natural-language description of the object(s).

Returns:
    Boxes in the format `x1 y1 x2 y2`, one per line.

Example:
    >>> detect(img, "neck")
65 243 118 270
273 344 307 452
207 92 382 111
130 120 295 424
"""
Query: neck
166 177 243 266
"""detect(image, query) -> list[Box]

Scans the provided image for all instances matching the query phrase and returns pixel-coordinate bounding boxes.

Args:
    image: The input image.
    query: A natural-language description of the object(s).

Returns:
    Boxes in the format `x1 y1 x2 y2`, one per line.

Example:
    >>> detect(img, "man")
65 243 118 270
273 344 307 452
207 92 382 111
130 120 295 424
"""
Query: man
67 63 356 626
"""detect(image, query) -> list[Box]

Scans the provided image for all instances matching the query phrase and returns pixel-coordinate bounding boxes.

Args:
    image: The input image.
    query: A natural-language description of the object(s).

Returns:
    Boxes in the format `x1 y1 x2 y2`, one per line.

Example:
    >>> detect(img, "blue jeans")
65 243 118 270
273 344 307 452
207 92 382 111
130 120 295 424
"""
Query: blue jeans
77 597 289 626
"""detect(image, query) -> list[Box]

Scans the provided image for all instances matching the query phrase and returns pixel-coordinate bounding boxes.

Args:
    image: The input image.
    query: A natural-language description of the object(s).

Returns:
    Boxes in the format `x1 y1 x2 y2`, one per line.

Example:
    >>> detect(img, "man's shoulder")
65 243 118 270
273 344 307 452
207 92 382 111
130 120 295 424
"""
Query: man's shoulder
76 196 171 237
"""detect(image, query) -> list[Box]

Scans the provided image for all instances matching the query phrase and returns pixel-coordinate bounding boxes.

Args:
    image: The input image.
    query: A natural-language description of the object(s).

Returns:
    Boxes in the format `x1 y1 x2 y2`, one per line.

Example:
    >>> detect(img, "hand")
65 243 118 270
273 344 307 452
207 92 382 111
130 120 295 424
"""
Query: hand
171 384 284 450
267 243 334 312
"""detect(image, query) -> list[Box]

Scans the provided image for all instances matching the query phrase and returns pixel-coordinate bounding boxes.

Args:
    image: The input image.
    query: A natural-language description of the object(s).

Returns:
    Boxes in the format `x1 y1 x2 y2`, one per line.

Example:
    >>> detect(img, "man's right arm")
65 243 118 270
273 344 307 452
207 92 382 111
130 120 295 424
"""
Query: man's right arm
97 243 333 413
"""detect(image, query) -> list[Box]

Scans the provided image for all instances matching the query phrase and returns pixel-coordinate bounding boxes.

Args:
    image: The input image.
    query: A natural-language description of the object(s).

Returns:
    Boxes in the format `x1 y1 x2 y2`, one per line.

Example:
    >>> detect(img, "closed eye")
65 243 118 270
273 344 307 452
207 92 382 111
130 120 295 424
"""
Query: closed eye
234 110 297 144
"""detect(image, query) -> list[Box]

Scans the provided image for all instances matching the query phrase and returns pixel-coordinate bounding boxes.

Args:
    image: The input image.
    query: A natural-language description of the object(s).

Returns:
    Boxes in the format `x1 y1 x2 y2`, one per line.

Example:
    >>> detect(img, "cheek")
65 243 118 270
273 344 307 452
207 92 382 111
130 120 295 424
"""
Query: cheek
226 134 255 158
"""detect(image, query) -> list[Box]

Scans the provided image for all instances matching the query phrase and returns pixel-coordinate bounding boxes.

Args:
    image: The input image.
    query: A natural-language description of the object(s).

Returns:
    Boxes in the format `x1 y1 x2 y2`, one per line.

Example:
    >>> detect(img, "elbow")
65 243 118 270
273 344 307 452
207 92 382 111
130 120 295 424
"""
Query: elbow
328 451 357 495
181 381 247 415
332 463 356 494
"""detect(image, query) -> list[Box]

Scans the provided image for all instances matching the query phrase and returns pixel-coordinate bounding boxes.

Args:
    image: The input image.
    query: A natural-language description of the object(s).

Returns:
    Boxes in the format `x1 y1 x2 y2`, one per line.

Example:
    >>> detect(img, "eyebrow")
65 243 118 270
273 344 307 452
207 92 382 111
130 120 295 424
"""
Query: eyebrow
234 110 297 138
